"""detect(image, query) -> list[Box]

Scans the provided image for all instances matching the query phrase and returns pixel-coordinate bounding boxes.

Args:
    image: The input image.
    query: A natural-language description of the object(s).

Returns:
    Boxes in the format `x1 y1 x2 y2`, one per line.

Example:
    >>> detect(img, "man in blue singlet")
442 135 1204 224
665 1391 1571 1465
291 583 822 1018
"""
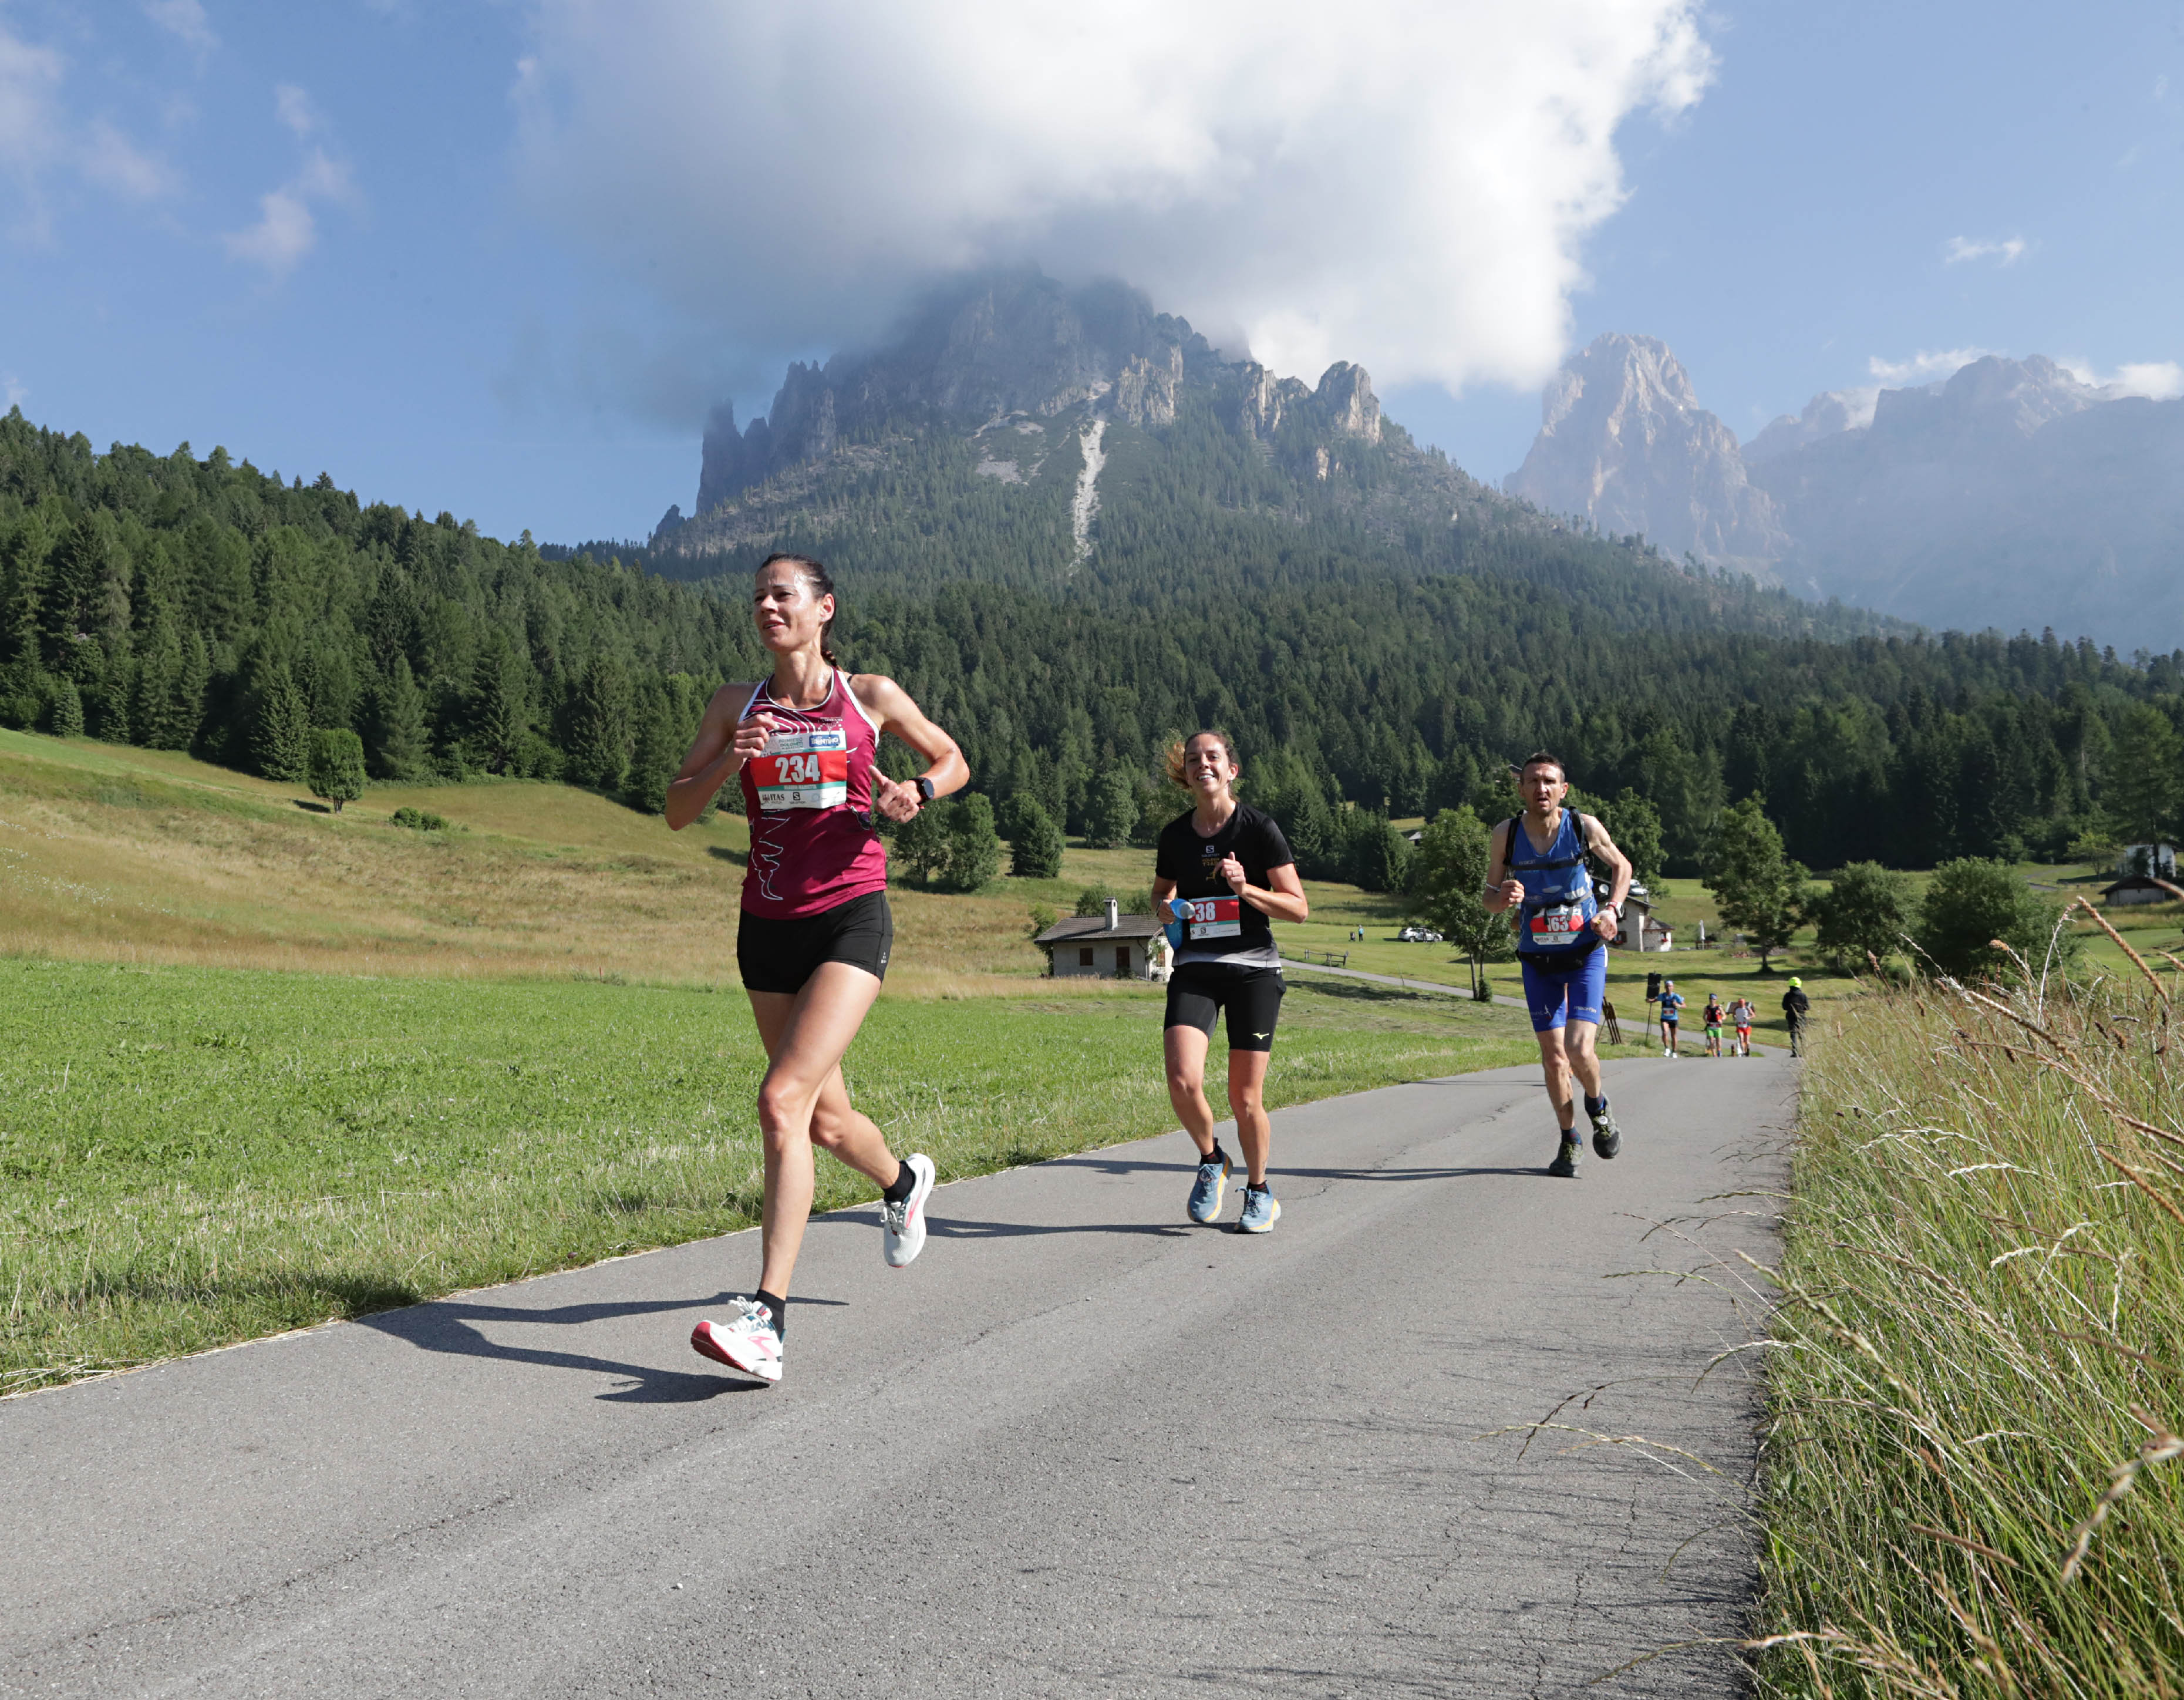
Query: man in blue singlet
1483 751 1637 1178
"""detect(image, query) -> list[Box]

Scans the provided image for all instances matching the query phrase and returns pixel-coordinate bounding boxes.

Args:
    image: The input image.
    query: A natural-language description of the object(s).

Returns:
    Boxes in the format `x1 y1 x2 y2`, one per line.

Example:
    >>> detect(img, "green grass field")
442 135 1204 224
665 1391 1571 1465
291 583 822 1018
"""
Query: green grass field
0 956 1542 1395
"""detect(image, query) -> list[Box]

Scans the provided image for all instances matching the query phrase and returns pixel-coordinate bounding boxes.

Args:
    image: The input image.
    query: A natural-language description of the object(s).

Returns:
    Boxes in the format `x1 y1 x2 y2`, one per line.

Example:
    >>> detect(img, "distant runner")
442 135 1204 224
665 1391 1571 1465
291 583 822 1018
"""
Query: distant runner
668 551 969 1385
1154 732 1309 1232
1782 977 1811 1058
1659 981 1685 1058
1728 995 1755 1057
1484 751 1635 1178
1702 994 1726 1058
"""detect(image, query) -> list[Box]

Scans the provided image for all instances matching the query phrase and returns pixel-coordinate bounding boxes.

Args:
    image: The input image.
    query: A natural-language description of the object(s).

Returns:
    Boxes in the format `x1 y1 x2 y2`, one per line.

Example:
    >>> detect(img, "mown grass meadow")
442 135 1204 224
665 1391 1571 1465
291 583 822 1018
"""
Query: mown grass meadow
0 957 1543 1395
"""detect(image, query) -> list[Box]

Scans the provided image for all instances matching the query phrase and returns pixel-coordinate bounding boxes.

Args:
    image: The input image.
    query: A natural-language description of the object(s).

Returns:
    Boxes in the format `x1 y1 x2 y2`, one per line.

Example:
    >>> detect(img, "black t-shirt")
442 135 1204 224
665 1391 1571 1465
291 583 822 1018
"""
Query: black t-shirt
1155 803 1295 969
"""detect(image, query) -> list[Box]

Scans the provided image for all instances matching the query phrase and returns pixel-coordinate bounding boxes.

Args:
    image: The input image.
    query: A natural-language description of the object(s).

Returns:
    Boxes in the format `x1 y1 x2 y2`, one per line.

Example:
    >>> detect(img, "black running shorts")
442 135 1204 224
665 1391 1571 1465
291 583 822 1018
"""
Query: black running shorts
736 891 892 994
1164 963 1285 1053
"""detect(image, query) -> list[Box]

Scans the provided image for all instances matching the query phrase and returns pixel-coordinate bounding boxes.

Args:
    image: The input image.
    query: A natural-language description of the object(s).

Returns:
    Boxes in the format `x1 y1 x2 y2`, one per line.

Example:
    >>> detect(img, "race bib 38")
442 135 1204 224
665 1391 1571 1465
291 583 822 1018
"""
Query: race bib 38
756 724 850 811
1184 896 1242 939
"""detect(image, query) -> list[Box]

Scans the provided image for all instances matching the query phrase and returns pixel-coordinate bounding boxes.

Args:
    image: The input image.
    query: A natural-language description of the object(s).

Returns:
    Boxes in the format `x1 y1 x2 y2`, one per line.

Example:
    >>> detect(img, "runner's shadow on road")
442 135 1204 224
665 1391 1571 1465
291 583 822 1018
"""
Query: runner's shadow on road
1033 1154 1541 1185
927 1220 1194 1242
357 1291 842 1403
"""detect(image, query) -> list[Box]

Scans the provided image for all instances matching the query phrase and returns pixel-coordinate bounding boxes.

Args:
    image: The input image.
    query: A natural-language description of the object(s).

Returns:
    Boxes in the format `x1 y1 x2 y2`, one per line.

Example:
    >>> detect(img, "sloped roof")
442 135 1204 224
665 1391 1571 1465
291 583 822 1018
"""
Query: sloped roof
2102 876 2180 898
1034 914 1166 945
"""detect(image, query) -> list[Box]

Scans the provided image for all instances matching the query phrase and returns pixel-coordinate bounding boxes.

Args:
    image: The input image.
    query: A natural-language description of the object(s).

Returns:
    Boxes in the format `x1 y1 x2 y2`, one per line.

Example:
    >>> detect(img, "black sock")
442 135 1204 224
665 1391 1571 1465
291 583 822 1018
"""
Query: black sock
882 1160 916 1203
1559 1123 1578 1144
756 1289 787 1338
1246 1179 1269 1193
1584 1094 1607 1119
1206 1141 1231 1170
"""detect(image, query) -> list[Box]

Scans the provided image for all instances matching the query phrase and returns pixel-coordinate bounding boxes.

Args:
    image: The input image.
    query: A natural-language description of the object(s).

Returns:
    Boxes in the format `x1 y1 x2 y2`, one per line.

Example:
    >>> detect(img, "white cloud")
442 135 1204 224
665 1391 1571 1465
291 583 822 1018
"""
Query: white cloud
223 186 316 272
143 0 216 56
507 0 1715 416
1944 235 2026 267
2060 359 2184 400
81 117 178 199
4 374 27 409
0 26 68 231
274 83 319 138
222 89 355 278
1868 347 1997 386
0 21 177 238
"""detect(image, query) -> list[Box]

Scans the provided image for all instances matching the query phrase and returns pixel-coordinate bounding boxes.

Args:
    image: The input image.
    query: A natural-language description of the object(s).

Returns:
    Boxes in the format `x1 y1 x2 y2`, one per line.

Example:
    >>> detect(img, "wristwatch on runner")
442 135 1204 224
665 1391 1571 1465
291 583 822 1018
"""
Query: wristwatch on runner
914 776 936 802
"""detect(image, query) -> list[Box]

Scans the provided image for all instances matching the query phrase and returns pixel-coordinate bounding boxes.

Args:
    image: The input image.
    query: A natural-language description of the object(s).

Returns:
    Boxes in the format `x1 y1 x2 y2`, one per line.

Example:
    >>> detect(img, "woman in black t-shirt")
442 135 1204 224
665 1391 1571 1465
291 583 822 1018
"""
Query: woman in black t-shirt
1152 731 1309 1233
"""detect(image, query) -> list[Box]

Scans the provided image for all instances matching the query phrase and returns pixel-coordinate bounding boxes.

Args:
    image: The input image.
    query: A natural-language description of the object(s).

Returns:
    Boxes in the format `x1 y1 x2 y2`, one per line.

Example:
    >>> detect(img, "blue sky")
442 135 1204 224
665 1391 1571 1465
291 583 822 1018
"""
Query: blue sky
1 1 2176 545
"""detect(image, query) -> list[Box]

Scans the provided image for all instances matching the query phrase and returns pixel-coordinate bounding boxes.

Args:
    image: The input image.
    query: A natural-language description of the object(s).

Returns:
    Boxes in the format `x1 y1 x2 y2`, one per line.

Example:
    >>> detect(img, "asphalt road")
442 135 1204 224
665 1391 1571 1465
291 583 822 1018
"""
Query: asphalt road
4 1051 1794 1698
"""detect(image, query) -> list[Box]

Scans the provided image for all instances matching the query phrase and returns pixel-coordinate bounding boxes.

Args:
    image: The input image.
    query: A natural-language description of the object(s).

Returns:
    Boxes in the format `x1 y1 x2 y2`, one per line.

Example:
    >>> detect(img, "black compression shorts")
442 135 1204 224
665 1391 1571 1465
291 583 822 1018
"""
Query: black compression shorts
736 891 892 994
1164 963 1285 1053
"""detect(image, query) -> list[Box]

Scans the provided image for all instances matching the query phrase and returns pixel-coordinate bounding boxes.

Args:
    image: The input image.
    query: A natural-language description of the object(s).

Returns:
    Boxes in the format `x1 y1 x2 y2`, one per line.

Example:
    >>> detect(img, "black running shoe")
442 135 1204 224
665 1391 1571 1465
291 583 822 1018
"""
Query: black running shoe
1547 1137 1579 1179
1589 1104 1622 1160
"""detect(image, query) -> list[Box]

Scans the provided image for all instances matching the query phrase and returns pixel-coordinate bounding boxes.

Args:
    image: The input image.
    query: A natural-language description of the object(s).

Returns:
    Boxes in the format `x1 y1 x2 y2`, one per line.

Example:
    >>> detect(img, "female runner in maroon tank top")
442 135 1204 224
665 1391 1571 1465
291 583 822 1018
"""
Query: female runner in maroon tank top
664 552 968 1385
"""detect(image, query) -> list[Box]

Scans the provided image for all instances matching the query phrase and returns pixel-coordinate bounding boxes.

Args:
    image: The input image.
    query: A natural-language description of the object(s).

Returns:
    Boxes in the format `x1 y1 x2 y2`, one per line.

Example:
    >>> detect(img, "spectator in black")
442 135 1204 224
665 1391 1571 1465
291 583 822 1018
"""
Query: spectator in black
1782 977 1812 1058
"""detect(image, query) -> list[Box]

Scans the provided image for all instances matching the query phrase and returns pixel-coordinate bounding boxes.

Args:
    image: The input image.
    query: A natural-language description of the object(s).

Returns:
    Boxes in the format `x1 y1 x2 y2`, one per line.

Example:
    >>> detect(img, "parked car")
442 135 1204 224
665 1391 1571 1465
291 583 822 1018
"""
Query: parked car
1396 926 1443 943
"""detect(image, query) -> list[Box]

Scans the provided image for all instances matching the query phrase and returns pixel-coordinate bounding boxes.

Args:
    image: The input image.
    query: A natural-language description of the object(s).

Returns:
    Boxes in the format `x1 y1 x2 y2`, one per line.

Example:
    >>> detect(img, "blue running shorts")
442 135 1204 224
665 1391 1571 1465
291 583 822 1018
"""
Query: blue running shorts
1518 949 1608 1033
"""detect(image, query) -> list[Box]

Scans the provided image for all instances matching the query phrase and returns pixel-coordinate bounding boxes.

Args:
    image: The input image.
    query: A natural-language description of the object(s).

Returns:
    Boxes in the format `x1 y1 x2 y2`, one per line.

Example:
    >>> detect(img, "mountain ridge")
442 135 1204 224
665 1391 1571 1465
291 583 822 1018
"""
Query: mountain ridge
1509 334 2184 652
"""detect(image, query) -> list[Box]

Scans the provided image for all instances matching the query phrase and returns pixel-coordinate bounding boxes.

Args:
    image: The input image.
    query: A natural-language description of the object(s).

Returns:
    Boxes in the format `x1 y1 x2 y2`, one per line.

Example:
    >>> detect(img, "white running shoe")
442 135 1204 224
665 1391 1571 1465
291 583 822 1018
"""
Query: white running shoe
690 1298 783 1385
882 1153 936 1268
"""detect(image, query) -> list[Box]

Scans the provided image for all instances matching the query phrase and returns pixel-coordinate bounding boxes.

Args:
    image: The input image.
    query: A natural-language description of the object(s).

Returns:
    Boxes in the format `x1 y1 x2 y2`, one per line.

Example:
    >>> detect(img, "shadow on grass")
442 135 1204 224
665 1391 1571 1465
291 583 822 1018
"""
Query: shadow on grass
1286 975 1477 1006
355 1290 843 1402
706 845 748 868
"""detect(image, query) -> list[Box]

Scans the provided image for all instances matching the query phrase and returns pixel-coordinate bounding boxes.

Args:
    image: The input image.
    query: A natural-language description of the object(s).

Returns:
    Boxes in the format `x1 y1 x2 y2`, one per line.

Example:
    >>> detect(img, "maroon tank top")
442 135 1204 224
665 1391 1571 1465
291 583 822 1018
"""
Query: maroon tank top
736 671 889 918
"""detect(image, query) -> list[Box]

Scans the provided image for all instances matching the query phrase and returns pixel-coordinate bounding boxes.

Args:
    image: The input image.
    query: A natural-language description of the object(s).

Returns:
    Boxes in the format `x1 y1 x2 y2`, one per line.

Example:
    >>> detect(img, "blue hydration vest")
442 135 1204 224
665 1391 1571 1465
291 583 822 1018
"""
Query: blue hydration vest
1506 809 1602 963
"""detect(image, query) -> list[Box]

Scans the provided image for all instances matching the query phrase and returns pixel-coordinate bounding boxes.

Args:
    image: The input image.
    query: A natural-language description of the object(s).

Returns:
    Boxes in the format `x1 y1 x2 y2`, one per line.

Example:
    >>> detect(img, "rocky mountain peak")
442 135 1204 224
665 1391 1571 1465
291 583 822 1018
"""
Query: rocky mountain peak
686 268 1394 521
1506 332 1786 572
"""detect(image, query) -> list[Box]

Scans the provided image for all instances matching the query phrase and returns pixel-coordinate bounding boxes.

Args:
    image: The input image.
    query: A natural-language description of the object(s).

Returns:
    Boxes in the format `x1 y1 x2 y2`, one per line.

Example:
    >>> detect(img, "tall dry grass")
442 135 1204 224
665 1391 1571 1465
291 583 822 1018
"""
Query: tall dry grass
1755 937 2184 1694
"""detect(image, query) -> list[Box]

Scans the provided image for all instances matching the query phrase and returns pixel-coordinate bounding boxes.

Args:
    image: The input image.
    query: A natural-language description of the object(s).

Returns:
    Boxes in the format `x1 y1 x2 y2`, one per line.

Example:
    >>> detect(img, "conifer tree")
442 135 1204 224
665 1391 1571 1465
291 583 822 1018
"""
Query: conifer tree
48 674 83 737
1006 795 1064 879
623 680 682 814
252 661 311 781
569 652 634 791
366 656 431 780
1083 769 1138 849
938 793 1003 892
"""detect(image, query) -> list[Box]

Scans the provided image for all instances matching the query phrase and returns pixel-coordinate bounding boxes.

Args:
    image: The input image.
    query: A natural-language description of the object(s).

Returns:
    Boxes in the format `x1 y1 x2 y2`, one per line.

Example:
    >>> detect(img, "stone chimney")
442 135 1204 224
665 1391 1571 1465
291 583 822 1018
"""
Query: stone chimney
1104 898 1120 932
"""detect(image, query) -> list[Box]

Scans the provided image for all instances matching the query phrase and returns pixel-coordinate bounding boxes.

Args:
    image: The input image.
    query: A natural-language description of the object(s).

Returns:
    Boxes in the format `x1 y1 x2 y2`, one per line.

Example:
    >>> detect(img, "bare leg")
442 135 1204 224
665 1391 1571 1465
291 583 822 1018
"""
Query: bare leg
1165 1024 1218 1154
1562 1019 1604 1106
1225 1049 1274 1186
1535 1029 1576 1132
746 963 891 1302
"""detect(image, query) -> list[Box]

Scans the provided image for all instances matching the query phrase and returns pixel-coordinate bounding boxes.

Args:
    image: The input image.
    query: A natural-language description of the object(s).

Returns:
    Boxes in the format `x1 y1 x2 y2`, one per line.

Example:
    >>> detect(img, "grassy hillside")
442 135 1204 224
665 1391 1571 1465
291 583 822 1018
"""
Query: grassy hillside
0 729 1559 1392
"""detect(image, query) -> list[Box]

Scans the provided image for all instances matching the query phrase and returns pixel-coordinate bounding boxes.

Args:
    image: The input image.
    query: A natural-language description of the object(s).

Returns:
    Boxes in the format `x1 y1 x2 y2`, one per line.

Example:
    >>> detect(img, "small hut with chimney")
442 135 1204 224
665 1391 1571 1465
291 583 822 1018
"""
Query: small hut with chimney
1033 898 1171 981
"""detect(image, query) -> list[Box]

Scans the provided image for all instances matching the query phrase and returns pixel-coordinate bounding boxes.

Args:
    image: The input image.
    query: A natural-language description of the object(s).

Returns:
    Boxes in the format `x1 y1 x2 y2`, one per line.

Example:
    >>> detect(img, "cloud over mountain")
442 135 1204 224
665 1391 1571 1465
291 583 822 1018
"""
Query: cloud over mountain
507 0 1713 419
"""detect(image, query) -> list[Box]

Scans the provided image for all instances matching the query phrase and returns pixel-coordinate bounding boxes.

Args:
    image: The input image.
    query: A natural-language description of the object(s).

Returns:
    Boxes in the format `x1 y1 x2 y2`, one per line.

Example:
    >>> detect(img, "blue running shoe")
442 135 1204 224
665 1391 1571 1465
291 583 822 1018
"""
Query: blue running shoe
1236 1184 1281 1234
1187 1151 1231 1223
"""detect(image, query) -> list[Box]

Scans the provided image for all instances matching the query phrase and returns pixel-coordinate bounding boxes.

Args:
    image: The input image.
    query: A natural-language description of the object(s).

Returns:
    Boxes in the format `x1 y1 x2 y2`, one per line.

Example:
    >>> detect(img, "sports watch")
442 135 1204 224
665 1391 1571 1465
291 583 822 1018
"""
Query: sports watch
914 776 936 802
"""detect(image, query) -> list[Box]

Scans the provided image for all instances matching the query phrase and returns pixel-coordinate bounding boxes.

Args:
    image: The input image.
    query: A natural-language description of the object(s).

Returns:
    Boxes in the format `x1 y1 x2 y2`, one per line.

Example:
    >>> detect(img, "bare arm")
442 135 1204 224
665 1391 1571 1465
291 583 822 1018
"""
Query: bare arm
1580 814 1634 938
1481 820 1522 913
1151 877 1177 905
1228 859 1309 924
850 674 970 823
664 683 761 832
